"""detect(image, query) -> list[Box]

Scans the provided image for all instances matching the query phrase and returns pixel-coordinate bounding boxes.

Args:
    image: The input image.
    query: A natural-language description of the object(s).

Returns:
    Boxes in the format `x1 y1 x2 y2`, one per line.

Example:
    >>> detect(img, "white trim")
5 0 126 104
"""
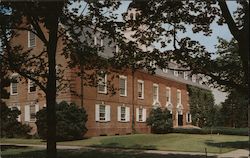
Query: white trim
28 79 36 93
95 104 111 122
94 36 97 45
137 80 144 99
166 87 171 103
28 30 36 48
119 75 127 97
97 73 107 94
152 83 159 102
100 39 103 46
10 74 18 95
186 112 192 123
177 89 182 105
174 70 178 77
192 75 196 83
24 105 30 122
162 68 168 73
184 72 188 80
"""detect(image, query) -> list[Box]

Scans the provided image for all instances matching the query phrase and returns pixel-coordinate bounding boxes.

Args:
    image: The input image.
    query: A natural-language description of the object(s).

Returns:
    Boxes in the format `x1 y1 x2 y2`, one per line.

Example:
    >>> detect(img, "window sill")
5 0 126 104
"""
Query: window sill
120 94 127 97
96 120 110 123
97 91 107 94
138 97 144 100
10 93 18 96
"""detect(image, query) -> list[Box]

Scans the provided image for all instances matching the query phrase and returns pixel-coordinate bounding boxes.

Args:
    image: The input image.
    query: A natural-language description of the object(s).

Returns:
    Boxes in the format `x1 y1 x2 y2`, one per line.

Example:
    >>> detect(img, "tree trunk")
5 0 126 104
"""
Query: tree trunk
46 14 59 158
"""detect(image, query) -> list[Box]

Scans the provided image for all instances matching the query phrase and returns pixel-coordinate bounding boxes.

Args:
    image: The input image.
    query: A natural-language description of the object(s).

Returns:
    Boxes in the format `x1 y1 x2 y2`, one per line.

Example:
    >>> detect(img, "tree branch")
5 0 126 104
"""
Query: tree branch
218 0 241 41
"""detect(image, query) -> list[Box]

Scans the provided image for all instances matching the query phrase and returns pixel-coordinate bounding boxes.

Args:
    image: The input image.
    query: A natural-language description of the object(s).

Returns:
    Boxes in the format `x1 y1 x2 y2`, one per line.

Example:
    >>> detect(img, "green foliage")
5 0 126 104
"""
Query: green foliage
173 127 248 136
36 101 88 141
146 107 173 134
217 90 248 128
188 85 216 128
0 104 31 138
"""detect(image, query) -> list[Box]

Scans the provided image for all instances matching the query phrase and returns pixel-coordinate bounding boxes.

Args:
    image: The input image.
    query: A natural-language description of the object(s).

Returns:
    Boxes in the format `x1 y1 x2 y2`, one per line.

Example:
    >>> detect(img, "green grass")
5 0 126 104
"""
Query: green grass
1 134 248 154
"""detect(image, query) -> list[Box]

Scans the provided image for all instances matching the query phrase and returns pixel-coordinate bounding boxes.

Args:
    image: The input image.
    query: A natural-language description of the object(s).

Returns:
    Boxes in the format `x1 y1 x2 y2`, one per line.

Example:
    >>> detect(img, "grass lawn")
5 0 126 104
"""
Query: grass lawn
1 133 248 154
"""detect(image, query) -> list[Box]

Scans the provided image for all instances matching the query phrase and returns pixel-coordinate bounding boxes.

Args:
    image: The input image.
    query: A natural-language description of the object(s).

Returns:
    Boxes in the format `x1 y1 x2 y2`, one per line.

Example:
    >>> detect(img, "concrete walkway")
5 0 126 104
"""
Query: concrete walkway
1 143 249 158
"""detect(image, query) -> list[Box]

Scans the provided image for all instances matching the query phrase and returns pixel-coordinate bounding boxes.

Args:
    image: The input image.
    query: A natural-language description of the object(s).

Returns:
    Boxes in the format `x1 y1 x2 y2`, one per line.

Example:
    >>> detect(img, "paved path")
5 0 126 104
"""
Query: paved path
1 143 249 158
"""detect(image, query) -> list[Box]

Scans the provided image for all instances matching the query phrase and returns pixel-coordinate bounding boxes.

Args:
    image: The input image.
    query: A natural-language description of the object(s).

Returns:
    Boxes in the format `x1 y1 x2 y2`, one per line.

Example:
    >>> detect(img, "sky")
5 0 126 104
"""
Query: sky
114 1 236 104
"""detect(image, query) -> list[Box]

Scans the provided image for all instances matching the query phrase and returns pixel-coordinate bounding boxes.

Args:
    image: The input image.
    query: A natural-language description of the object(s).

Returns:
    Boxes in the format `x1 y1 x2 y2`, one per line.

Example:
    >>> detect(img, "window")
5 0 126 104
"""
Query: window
153 84 159 101
117 106 130 122
10 105 21 122
115 45 119 53
186 112 192 123
30 104 36 122
138 80 144 99
10 74 18 95
95 104 111 122
136 108 146 122
119 75 127 96
28 30 36 47
192 75 196 83
166 87 171 103
25 104 39 122
99 105 106 121
130 13 133 20
174 70 178 77
177 90 181 105
163 68 168 73
184 72 188 80
97 72 107 94
28 79 36 93
94 36 97 45
100 39 103 46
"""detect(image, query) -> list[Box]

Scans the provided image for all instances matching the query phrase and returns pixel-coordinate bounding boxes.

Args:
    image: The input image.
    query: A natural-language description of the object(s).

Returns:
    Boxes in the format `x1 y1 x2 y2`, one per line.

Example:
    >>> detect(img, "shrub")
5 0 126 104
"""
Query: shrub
0 104 31 138
172 127 248 136
146 107 173 134
36 101 88 141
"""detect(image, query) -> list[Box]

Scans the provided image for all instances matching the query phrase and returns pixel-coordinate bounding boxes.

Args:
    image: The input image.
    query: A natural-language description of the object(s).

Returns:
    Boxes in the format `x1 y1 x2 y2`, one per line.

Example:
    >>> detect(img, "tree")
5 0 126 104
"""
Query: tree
146 107 173 134
121 0 248 93
0 104 31 138
219 90 248 128
0 1 121 158
36 101 88 141
187 85 216 128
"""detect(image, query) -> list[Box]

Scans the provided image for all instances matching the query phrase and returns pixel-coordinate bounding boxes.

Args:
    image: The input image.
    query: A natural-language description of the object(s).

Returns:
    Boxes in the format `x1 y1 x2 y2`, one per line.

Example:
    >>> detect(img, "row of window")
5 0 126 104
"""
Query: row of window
10 104 39 122
95 104 147 123
97 74 182 105
10 75 36 95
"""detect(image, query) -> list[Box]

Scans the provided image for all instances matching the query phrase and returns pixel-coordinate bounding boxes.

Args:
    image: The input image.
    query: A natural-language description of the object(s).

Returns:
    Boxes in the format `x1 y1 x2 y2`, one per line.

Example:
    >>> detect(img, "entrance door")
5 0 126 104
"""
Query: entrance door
178 114 183 126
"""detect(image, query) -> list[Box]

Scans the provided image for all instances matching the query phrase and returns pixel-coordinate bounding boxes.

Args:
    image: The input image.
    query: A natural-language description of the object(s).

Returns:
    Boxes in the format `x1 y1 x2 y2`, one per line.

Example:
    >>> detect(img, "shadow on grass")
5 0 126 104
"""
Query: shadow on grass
91 142 157 150
0 145 29 151
205 140 248 149
1 147 217 158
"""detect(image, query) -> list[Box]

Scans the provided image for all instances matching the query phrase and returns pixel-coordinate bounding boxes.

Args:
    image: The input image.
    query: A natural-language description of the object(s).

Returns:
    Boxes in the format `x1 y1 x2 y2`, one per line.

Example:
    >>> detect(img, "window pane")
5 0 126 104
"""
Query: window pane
119 78 126 95
30 105 36 121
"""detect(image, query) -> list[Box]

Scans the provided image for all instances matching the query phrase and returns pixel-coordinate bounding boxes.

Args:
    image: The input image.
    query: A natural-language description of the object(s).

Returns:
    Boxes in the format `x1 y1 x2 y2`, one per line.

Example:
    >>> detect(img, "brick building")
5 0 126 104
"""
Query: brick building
4 7 210 137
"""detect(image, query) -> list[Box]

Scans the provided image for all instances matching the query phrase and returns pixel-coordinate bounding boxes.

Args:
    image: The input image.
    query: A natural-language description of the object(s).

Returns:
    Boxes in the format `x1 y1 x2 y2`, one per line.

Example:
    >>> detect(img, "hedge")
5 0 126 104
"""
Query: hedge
173 127 248 136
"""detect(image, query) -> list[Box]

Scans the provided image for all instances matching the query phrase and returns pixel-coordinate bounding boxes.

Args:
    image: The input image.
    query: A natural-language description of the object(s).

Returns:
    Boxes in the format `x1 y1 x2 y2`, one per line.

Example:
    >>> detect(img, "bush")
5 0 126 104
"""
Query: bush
173 127 248 136
36 101 88 141
0 104 31 138
146 107 173 134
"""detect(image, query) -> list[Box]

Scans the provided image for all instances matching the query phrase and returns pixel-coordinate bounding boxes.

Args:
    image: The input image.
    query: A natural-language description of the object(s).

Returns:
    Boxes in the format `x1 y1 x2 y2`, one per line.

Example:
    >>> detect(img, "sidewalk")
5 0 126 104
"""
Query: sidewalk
1 143 249 158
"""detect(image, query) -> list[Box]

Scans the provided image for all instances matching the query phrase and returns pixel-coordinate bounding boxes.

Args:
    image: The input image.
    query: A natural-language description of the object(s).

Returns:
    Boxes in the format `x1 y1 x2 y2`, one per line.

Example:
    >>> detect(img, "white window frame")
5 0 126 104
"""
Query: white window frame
184 72 188 80
100 39 103 46
97 72 107 94
174 70 179 77
95 104 111 122
94 36 97 45
137 80 144 99
153 83 159 101
136 108 147 122
166 87 171 103
25 104 39 122
177 89 182 105
117 106 130 122
10 74 18 95
28 30 36 48
10 105 21 122
192 75 196 83
28 79 36 93
115 45 119 53
163 68 168 73
186 112 192 123
119 75 127 97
